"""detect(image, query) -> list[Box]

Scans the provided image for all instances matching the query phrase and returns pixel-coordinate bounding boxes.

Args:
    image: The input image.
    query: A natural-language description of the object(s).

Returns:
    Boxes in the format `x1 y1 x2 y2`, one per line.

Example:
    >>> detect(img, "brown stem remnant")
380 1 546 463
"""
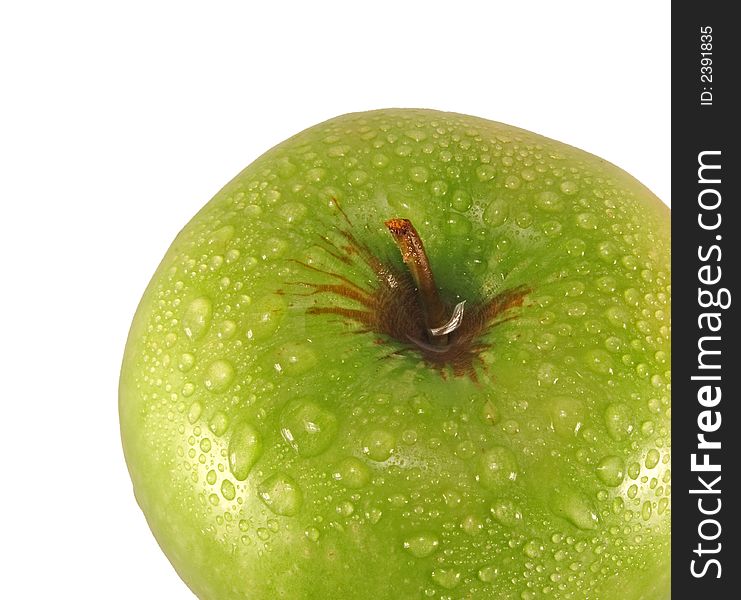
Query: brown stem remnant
384 218 449 345
291 202 530 381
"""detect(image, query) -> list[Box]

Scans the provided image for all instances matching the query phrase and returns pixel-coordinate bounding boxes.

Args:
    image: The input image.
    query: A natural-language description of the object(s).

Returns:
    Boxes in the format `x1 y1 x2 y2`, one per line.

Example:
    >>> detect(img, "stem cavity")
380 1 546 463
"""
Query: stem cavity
294 205 530 381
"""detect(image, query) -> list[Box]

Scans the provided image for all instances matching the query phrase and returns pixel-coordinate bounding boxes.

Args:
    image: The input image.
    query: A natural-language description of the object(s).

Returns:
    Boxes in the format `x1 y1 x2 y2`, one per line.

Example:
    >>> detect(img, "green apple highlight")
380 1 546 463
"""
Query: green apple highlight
120 109 670 599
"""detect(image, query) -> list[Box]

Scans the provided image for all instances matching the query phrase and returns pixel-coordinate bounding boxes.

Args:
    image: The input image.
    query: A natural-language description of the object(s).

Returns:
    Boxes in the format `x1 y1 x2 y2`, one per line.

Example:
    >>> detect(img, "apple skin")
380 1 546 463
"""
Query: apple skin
120 109 670 599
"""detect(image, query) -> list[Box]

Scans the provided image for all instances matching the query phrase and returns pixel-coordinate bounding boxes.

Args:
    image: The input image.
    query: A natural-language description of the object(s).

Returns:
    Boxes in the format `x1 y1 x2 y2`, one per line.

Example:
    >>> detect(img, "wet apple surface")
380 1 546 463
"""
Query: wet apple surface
120 109 670 599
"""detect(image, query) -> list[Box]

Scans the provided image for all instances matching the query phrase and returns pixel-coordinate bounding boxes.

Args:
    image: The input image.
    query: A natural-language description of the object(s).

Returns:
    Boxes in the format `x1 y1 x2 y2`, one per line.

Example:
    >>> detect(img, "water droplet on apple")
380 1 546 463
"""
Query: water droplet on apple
247 295 286 341
451 189 471 212
332 457 370 489
575 212 597 230
275 343 317 376
515 211 533 228
604 403 635 441
595 456 625 487
204 359 234 393
640 420 655 436
505 174 521 189
585 349 613 374
267 237 288 258
596 276 617 294
305 526 320 542
431 567 461 589
209 255 224 270
480 399 500 426
429 179 448 197
403 532 440 558
483 199 508 227
401 429 418 445
206 470 217 485
604 336 622 353
366 506 383 524
257 472 302 516
622 254 638 271
442 489 462 508
645 448 660 469
566 302 587 317
208 224 234 246
550 489 599 530
536 191 563 212
611 497 625 515
455 440 476 459
228 421 262 480
362 430 395 461
217 320 237 339
548 397 585 437
478 446 518 490
178 353 195 372
597 240 617 262
536 332 557 351
537 362 559 385
199 438 211 453
642 500 653 520
327 144 351 157
277 202 307 224
209 411 229 436
478 564 500 583
221 479 236 501
523 538 544 558
437 148 453 163
490 498 523 527
336 500 355 517
658 497 669 514
541 219 562 237
187 401 202 424
404 128 427 142
182 297 212 339
520 168 536 181
280 399 338 457
502 420 520 435
445 212 472 236
348 169 368 186
624 287 641 306
409 165 429 183
243 203 262 217
605 306 630 329
564 238 586 257
306 167 326 183
476 164 496 181
560 180 579 194
372 153 389 168
460 514 483 536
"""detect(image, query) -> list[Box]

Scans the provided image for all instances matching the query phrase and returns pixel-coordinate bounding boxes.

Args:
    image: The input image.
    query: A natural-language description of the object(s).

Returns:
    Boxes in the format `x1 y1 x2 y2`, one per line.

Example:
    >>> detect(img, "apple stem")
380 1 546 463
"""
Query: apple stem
385 218 452 344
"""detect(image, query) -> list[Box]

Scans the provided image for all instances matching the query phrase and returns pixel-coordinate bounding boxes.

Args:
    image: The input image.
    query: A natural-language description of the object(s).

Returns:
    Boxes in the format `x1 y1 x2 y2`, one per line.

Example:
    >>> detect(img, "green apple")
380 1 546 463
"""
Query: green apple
120 109 670 599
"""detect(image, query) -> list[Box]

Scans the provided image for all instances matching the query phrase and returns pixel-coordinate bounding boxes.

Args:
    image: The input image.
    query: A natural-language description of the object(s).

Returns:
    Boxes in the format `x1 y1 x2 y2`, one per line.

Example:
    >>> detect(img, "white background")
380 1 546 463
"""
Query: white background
0 1 670 598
